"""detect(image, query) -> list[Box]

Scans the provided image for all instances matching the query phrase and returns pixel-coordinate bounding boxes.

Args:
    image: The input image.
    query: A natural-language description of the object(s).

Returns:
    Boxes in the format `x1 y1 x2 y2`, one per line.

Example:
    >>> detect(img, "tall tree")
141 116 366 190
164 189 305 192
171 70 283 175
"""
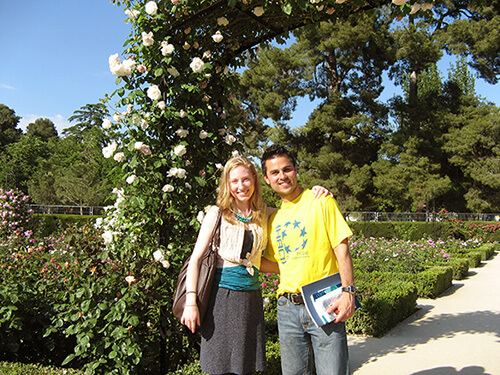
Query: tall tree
437 0 500 85
288 12 394 210
0 104 22 150
26 118 58 141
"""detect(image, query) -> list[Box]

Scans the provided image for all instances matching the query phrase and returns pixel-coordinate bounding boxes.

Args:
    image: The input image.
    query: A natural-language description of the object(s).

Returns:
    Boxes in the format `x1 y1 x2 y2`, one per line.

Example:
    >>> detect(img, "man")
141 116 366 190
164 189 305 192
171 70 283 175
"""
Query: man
260 144 356 375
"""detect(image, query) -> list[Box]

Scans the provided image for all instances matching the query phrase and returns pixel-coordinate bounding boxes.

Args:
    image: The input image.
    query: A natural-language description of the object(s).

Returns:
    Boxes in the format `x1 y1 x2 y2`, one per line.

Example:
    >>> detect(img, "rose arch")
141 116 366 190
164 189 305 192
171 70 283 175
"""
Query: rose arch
89 0 445 373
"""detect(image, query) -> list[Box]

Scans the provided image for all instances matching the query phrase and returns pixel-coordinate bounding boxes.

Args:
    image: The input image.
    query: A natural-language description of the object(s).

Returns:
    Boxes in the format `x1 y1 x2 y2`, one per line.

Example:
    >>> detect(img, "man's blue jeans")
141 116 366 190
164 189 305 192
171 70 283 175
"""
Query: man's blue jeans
277 295 350 375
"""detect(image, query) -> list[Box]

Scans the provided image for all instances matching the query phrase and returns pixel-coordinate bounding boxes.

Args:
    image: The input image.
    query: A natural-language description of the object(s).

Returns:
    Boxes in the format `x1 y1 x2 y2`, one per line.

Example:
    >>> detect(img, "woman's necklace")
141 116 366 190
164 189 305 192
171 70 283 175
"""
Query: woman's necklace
234 211 253 223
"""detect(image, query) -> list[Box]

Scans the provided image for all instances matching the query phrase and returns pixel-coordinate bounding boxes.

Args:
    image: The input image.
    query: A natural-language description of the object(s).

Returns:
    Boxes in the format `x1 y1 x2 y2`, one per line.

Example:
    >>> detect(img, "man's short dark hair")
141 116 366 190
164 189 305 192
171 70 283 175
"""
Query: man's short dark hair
261 144 297 176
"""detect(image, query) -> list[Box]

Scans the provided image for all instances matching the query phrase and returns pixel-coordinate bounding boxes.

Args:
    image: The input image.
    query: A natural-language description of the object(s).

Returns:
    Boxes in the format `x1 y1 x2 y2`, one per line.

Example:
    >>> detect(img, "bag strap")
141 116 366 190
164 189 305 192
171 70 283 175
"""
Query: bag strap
207 208 222 253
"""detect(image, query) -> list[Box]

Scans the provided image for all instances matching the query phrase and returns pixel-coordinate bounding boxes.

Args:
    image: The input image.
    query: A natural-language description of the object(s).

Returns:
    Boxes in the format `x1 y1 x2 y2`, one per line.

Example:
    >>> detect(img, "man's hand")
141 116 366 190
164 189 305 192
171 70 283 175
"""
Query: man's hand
326 291 356 323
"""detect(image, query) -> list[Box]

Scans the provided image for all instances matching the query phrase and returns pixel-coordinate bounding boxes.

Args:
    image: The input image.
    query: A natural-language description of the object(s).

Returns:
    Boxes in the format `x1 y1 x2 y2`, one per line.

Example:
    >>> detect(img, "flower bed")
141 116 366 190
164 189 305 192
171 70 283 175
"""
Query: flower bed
1 188 498 374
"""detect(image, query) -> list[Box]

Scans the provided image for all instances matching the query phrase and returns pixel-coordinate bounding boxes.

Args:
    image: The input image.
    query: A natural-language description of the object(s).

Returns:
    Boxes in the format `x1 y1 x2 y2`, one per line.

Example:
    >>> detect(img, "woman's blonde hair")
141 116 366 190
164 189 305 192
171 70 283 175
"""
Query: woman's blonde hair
216 156 265 225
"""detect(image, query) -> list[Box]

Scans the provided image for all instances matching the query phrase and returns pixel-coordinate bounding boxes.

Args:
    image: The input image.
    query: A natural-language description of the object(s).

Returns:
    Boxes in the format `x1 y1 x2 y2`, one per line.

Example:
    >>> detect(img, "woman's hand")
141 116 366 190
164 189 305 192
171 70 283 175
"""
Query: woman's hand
312 185 334 198
181 305 201 333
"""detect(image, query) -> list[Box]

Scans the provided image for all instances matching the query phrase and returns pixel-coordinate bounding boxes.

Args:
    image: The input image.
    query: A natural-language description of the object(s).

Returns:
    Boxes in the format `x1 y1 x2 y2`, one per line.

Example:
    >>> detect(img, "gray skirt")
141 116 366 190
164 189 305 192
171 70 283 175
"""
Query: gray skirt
200 286 266 375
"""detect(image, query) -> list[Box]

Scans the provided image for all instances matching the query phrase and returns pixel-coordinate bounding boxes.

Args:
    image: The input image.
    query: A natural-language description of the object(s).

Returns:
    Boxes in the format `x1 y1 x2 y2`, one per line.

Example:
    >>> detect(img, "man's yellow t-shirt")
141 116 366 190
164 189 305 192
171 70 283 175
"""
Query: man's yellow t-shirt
264 189 353 296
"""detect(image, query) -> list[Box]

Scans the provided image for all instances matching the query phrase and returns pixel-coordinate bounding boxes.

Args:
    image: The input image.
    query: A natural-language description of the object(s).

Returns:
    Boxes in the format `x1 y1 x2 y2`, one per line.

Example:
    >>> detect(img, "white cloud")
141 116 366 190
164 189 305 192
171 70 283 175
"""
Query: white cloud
18 114 71 135
1 83 15 90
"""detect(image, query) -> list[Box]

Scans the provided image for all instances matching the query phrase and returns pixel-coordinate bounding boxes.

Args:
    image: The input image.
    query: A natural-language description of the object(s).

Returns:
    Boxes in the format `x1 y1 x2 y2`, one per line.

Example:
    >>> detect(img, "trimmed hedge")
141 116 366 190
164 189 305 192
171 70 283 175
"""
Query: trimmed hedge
348 221 500 242
447 258 470 280
350 271 418 337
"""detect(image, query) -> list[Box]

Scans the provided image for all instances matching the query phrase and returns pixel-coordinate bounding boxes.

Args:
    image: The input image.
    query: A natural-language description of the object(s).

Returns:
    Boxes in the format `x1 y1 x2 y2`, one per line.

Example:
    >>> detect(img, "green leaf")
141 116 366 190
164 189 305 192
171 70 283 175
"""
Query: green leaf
61 353 76 366
109 350 118 359
282 3 292 15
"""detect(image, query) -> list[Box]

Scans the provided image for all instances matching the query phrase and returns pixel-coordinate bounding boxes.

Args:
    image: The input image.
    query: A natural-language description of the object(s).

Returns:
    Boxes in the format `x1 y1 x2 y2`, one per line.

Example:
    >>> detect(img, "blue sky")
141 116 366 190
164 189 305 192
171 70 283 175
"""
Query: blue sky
1 1 498 135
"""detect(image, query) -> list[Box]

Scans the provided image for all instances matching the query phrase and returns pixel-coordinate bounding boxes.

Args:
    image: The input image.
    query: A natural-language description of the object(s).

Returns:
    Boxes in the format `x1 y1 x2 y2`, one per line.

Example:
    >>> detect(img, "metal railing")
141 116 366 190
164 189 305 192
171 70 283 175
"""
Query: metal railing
343 211 500 222
27 205 500 221
28 205 105 216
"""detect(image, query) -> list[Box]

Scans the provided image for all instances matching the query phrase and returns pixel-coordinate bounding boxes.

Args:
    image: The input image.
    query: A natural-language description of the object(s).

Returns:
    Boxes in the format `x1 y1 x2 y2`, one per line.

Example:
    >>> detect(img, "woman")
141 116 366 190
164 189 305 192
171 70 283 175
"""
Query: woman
181 156 329 375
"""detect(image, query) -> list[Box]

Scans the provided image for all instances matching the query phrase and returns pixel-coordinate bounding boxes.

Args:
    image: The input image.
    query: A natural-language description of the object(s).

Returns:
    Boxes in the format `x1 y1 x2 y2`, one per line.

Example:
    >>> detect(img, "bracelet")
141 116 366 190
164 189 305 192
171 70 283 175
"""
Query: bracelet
186 291 197 294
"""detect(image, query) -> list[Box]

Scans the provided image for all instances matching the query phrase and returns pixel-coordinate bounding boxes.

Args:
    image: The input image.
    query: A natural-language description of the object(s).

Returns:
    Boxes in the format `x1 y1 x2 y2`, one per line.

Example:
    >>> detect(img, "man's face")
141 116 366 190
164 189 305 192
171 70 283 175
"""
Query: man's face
263 155 300 203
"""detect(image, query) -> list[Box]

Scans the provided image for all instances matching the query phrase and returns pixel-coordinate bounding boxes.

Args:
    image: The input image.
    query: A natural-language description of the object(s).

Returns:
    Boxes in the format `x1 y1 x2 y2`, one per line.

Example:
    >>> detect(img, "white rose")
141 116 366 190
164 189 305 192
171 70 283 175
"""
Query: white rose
134 141 144 150
185 182 192 189
199 130 208 139
212 31 223 43
167 66 180 77
232 150 240 157
392 0 407 5
162 184 174 193
145 1 158 15
161 41 174 55
126 174 137 184
102 231 114 245
112 113 122 122
125 9 140 19
175 128 189 137
140 119 149 129
102 141 117 158
109 56 125 76
189 57 205 73
253 6 264 16
153 250 164 262
421 3 434 11
174 144 187 157
114 152 126 162
147 85 162 101
108 53 120 66
139 144 152 155
160 260 170 268
225 134 236 145
122 58 135 75
167 167 187 179
216 163 224 170
217 17 229 26
102 118 112 130
142 31 154 46
179 109 187 118
158 101 166 110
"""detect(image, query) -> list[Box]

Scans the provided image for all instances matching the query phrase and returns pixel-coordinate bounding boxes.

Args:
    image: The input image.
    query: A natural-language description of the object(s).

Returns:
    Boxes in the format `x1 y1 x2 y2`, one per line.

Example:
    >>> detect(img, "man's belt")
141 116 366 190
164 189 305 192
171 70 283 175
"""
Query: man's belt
282 292 304 304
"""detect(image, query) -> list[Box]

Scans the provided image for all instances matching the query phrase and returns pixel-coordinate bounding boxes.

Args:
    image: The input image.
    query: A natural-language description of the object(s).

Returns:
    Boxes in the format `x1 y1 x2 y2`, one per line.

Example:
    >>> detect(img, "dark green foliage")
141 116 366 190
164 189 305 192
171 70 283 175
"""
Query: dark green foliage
349 272 418 337
26 118 58 142
0 361 83 375
0 104 22 150
447 258 470 280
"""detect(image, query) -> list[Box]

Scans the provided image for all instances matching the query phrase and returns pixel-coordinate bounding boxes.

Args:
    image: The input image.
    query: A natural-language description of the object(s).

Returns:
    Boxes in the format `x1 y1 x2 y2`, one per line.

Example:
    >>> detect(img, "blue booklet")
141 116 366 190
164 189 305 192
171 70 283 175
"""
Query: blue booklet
300 272 361 327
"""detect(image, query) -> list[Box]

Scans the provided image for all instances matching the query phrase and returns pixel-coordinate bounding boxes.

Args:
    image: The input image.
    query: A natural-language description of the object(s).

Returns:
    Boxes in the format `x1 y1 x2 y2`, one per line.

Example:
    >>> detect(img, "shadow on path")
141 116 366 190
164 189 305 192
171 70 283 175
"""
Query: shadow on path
411 365 490 375
349 309 500 371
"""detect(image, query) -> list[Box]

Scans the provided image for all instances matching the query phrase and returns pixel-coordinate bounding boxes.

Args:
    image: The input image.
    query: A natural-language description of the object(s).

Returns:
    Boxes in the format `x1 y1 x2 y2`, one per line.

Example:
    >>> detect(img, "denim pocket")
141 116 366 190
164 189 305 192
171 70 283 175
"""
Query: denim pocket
277 295 289 308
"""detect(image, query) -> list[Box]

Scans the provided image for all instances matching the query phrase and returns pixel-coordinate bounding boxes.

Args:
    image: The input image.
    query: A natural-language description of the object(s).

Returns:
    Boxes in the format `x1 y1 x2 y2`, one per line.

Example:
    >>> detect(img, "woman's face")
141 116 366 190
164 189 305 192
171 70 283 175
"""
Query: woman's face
229 165 255 206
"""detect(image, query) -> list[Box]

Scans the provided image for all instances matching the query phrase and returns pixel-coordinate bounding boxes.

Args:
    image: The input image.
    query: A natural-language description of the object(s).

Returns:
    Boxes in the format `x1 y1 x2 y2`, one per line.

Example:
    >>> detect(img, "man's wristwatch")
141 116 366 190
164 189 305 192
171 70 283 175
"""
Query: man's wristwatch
341 285 356 294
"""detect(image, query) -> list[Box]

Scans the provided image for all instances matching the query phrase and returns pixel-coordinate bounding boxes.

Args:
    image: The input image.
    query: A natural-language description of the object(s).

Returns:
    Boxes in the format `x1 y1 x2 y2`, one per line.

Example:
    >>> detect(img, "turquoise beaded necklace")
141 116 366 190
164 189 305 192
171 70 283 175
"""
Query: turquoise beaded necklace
234 211 253 223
